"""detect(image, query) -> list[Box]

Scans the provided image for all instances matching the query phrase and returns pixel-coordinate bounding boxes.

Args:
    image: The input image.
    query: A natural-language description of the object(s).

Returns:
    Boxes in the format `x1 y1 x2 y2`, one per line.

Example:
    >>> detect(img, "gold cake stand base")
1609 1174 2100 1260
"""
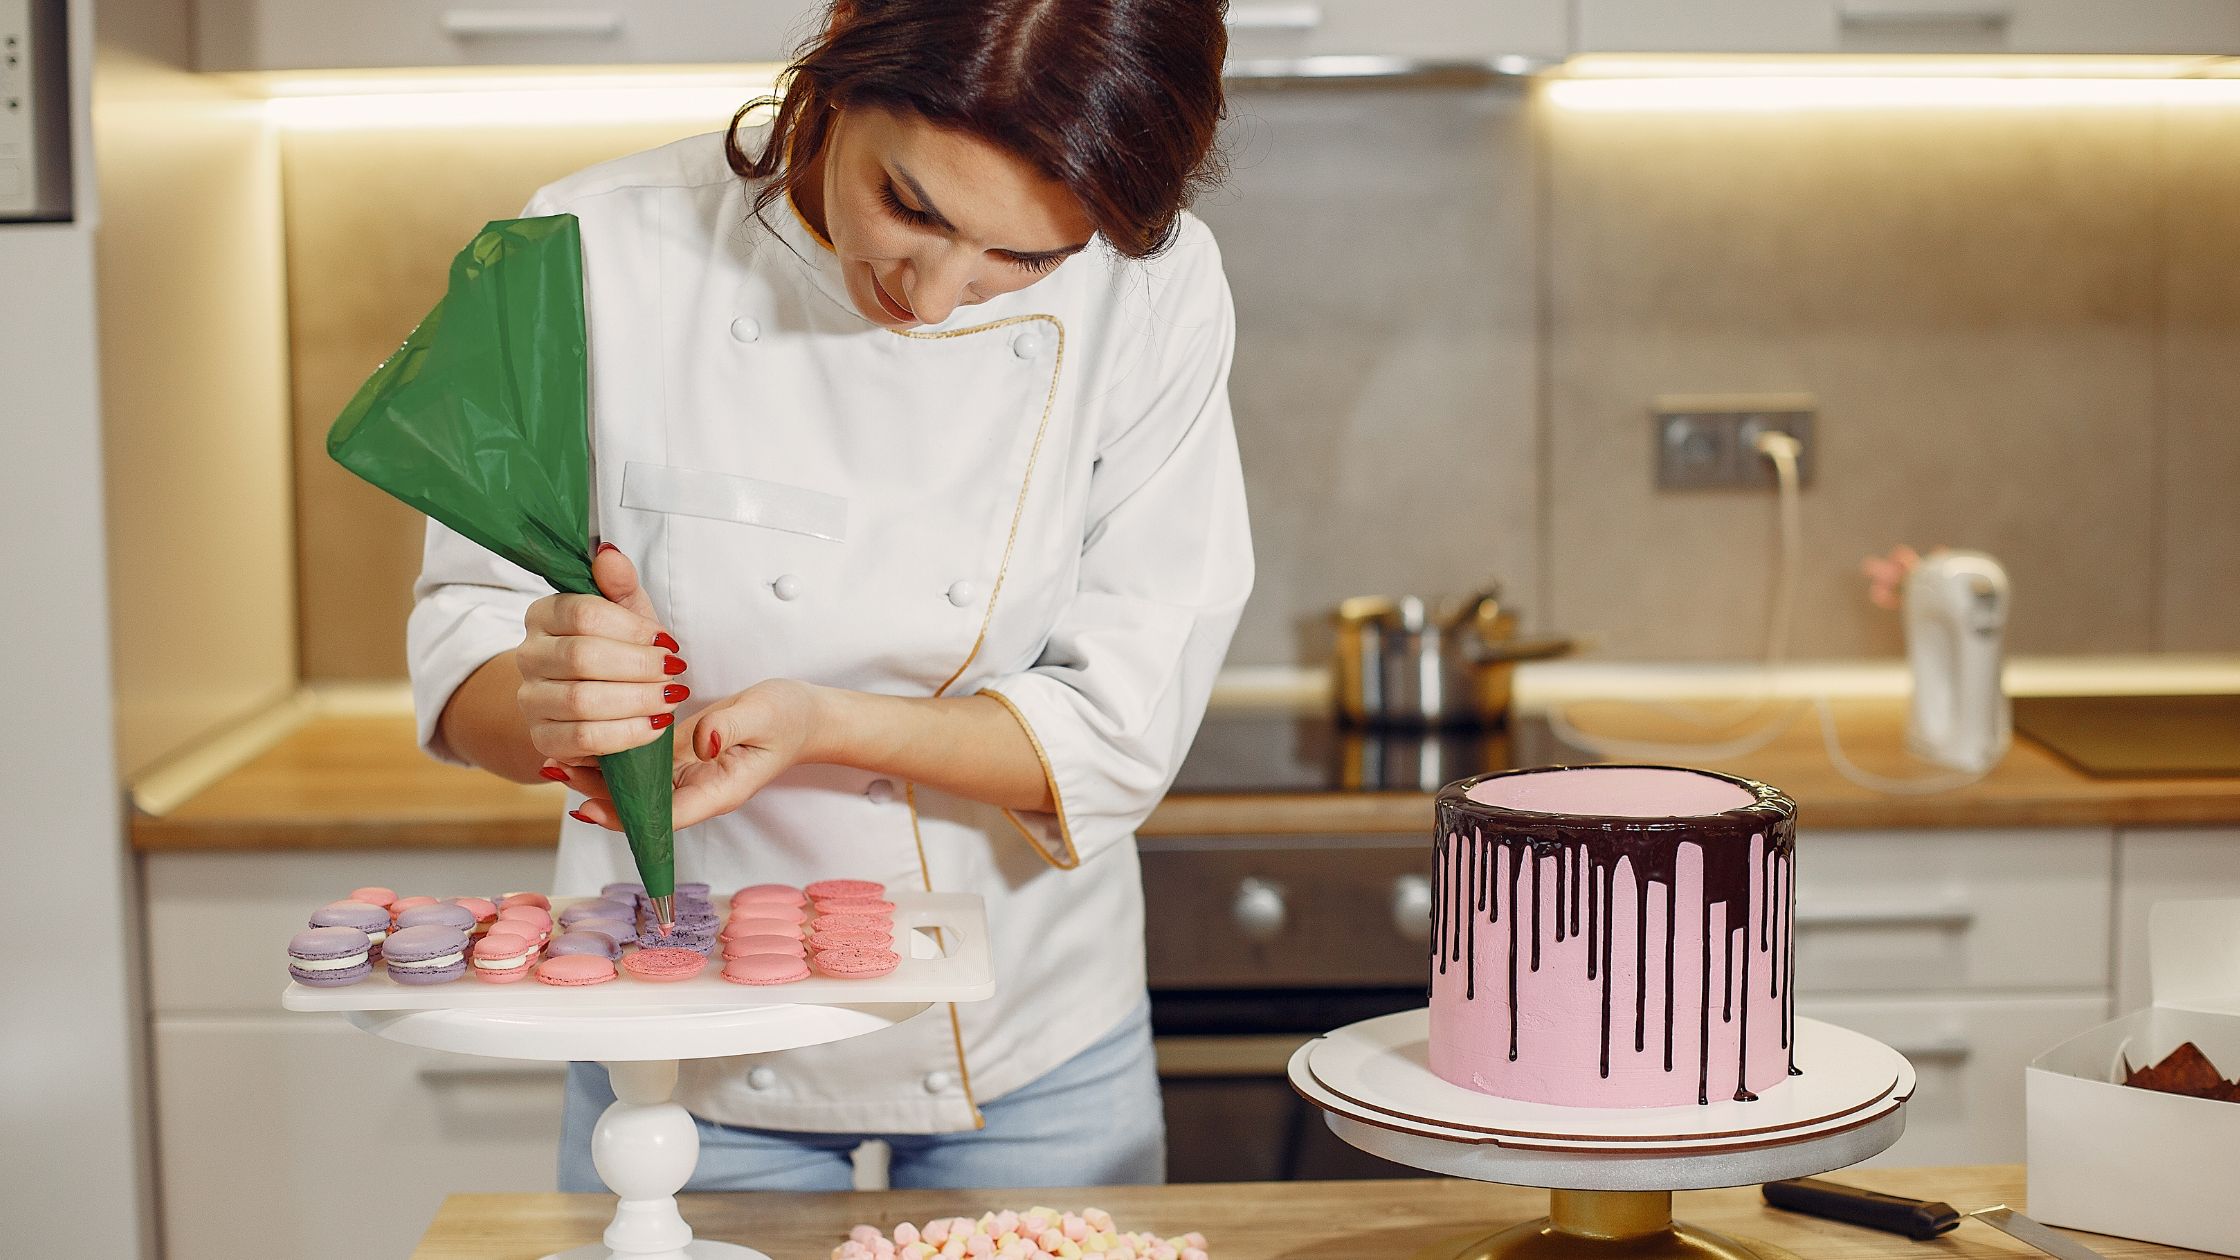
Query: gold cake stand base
1417 1190 1801 1260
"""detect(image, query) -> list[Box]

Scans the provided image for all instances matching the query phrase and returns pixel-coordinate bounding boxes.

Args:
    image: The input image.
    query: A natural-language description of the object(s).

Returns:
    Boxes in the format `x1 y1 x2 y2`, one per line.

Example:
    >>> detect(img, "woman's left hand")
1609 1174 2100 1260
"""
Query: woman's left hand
542 679 826 832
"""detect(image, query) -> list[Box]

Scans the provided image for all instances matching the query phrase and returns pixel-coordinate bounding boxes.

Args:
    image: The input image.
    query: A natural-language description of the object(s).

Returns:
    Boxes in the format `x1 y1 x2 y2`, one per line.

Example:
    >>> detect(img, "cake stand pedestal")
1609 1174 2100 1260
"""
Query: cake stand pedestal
354 1002 933 1260
1290 1011 1915 1260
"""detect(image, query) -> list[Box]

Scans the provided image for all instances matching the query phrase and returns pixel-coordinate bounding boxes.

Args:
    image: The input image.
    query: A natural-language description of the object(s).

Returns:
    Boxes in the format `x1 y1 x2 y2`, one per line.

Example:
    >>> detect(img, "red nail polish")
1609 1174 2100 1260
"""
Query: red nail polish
596 542 620 556
649 713 674 731
663 655 687 676
569 809 595 824
706 731 722 759
538 766 570 782
664 684 690 703
654 632 680 652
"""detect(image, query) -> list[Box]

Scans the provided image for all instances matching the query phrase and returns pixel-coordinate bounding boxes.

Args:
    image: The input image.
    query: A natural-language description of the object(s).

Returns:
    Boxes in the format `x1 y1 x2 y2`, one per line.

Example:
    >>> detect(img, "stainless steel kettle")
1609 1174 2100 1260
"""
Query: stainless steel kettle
1331 589 1570 728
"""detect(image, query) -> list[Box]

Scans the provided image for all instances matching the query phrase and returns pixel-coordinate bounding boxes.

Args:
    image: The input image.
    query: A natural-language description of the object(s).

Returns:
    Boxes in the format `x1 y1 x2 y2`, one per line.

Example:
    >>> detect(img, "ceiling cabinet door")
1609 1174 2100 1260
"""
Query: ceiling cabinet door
1221 0 1569 64
194 1 823 72
1576 0 2240 55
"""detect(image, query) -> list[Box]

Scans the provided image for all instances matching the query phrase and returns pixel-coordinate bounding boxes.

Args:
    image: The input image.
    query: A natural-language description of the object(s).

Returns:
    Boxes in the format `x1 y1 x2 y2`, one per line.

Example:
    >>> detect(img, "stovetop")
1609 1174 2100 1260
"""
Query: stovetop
1170 710 1590 795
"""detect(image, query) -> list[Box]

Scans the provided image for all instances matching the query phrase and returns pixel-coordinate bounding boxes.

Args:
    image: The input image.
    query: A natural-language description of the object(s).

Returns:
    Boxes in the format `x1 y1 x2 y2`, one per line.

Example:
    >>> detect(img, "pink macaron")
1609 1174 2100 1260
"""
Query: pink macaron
389 895 439 918
730 901 807 926
348 886 397 909
498 891 551 911
811 914 890 935
722 933 807 961
813 897 896 917
804 879 885 902
622 948 708 983
721 911 805 940
727 915 803 940
496 904 553 936
731 883 805 909
471 931 539 983
814 946 901 979
533 954 615 987
722 953 811 986
810 927 893 952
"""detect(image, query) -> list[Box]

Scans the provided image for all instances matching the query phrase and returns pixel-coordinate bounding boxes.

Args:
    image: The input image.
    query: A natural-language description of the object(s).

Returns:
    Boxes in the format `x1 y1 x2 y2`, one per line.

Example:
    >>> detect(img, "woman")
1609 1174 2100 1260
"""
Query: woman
408 0 1251 1191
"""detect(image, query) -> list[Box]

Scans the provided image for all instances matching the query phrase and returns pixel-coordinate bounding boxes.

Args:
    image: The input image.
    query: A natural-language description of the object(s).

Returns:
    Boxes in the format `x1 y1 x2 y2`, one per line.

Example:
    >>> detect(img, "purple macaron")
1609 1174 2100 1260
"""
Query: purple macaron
395 902 479 934
309 900 392 958
383 924 470 984
545 930 623 961
558 898 635 928
600 882 646 900
571 917 636 947
288 926 373 987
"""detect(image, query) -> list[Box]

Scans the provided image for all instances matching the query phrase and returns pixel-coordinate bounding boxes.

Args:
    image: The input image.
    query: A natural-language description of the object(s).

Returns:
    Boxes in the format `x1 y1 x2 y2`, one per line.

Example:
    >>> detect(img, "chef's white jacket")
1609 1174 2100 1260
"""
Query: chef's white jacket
406 130 1253 1133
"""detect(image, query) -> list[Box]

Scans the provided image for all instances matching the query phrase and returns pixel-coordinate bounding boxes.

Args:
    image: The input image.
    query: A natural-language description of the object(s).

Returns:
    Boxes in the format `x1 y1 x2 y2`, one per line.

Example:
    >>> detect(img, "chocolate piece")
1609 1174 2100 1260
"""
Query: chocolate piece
2123 1042 2240 1102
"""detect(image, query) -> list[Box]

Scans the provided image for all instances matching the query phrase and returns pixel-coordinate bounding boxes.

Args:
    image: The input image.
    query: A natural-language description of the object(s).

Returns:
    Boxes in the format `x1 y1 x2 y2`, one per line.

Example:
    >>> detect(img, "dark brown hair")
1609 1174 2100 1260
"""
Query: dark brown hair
726 0 1228 260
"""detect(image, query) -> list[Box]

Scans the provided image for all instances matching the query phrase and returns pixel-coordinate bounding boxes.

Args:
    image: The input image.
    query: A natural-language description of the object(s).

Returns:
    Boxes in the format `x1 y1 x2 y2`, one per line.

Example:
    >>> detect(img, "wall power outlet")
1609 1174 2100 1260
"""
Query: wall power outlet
1652 397 1816 491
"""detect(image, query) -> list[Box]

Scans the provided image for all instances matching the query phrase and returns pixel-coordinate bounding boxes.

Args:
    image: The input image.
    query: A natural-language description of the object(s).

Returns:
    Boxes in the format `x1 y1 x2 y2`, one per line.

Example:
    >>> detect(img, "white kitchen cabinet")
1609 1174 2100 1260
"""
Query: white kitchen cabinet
1801 994 2110 1165
1792 828 2113 995
1576 1 2240 55
192 0 825 72
144 848 556 1012
193 0 1571 73
1221 1 1568 65
2113 828 2240 1013
145 848 566 1260
155 1016 565 1260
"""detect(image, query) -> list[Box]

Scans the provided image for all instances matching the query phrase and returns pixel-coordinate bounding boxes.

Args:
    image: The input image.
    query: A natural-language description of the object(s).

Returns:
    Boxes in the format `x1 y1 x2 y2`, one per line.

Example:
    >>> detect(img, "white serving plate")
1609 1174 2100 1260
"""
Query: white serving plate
283 892 991 1013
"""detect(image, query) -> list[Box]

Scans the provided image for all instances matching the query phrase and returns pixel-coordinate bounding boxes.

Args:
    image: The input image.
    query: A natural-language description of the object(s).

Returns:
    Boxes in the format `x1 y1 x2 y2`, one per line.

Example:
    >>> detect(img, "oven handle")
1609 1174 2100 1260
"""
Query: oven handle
1795 900 1973 931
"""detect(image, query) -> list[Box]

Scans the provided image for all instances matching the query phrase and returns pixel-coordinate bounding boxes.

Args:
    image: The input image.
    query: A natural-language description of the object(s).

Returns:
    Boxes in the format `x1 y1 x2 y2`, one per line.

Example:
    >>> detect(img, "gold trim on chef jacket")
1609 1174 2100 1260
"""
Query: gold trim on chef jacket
782 190 1082 1120
892 310 1070 1129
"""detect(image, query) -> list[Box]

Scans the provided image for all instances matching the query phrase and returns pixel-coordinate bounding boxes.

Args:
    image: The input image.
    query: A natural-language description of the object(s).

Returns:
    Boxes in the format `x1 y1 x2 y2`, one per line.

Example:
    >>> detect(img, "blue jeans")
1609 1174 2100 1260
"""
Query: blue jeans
559 998 1164 1191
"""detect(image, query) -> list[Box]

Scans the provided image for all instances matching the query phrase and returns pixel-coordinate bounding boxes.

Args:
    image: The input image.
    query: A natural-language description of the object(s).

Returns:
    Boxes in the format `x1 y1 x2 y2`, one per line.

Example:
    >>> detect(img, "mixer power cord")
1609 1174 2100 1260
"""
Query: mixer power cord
1547 430 1991 795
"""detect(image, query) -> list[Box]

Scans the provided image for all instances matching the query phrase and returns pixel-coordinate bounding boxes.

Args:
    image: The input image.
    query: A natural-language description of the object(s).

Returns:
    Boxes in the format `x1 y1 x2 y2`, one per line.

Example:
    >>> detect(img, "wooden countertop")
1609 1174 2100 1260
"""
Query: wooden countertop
409 1166 2186 1260
130 699 2240 852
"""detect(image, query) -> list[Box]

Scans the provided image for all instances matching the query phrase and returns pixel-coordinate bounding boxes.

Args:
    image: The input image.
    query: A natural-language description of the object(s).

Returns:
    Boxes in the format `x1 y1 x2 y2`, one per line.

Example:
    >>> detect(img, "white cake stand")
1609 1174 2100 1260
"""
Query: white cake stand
292 895 993 1260
1290 1010 1914 1260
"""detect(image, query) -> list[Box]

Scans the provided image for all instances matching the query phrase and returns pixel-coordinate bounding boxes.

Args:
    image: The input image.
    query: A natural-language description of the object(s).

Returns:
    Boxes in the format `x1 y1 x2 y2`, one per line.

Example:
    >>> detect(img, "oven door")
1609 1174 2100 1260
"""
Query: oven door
1142 833 1432 1182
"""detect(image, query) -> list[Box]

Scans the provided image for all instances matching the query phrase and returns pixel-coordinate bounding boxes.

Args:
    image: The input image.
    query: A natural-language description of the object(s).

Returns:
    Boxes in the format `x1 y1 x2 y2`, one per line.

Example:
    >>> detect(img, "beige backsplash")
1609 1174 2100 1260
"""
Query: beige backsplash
279 84 2239 680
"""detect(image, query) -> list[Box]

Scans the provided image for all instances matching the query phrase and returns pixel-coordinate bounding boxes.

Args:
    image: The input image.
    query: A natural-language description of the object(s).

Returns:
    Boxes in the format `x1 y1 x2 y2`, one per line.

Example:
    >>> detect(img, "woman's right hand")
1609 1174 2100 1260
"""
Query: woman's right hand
516 543 689 765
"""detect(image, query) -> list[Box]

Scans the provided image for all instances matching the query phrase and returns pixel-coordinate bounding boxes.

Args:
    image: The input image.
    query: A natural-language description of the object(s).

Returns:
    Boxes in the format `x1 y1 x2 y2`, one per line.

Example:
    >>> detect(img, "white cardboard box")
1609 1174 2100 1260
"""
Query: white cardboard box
2027 898 2240 1257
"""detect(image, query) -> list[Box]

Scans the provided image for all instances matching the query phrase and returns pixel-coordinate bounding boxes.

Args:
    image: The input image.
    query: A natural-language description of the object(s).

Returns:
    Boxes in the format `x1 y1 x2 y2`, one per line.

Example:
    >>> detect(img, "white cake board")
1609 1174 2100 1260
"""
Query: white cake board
1303 1010 1912 1159
293 892 994 1260
1289 1011 1913 1260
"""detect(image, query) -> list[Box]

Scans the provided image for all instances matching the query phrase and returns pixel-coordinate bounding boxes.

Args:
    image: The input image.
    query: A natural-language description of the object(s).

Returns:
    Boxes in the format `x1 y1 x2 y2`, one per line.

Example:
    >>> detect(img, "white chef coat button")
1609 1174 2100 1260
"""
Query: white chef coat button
747 1067 777 1090
771 574 802 601
945 580 977 607
1011 329 1045 360
866 778 895 804
729 316 761 343
922 1070 955 1094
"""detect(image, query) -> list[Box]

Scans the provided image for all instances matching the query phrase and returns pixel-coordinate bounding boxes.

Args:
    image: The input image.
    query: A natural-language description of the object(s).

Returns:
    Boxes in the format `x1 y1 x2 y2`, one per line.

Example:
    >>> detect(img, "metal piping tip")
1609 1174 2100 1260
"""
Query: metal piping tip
651 894 674 934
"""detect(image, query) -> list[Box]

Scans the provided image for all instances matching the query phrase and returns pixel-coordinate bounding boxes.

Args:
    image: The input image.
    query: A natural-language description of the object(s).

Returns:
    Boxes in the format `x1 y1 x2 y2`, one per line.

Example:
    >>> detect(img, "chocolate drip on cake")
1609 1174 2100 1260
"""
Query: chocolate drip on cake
1632 872 1650 1055
1505 840 1523 1059
1554 844 1569 945
1430 766 1798 1106
1529 849 1543 971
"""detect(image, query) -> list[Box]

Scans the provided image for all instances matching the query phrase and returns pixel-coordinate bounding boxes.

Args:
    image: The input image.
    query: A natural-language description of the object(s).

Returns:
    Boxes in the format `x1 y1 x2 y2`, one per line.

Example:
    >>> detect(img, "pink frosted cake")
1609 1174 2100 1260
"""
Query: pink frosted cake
1429 765 1798 1108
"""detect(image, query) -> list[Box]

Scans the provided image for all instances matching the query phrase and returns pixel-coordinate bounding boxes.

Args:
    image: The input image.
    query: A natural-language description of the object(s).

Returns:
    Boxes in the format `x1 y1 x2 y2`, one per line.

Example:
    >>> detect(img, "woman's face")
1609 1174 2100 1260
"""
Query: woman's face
811 106 1096 329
